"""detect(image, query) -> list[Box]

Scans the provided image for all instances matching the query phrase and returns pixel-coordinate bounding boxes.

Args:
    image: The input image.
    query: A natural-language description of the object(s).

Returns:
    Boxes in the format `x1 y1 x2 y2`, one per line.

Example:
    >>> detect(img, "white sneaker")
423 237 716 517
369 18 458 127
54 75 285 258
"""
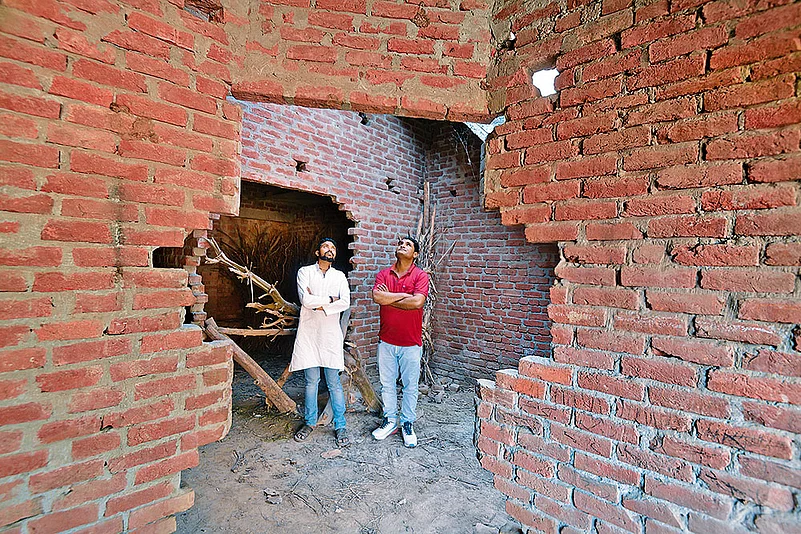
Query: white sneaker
372 418 399 440
401 422 417 448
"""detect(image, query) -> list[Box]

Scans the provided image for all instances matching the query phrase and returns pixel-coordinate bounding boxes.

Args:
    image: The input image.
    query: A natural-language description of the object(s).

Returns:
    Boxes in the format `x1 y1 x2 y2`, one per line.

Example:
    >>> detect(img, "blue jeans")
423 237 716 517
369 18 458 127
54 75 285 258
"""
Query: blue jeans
377 341 422 424
303 367 346 430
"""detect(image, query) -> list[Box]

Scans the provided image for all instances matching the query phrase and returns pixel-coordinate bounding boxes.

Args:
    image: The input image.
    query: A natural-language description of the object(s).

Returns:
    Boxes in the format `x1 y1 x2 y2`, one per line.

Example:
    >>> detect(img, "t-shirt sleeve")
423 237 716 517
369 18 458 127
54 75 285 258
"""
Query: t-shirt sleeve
372 269 386 291
414 270 430 296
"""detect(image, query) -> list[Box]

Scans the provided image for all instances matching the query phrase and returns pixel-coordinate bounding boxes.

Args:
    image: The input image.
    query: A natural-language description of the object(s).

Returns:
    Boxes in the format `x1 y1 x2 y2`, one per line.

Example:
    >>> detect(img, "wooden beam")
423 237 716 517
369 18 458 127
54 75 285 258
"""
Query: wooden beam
216 327 296 337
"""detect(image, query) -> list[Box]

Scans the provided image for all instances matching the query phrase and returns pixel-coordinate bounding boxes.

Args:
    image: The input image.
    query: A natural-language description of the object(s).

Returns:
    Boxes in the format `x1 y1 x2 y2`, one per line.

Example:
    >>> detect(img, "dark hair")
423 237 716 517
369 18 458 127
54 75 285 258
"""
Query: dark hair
400 235 420 253
317 237 337 249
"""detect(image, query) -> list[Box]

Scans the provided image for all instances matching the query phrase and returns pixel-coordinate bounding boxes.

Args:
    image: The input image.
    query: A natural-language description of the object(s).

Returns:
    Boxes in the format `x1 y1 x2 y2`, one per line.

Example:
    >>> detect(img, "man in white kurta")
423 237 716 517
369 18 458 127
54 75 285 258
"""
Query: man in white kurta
290 238 351 446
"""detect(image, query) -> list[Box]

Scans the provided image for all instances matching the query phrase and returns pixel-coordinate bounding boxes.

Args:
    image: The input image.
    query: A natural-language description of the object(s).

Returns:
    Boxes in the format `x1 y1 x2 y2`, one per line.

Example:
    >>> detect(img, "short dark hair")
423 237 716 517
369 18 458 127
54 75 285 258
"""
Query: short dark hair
400 235 420 253
318 237 337 249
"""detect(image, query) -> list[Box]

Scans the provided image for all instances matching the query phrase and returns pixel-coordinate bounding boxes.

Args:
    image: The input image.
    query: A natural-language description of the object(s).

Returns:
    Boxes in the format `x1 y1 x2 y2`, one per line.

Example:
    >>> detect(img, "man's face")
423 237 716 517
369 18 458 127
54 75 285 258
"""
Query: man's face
317 241 336 262
395 238 418 261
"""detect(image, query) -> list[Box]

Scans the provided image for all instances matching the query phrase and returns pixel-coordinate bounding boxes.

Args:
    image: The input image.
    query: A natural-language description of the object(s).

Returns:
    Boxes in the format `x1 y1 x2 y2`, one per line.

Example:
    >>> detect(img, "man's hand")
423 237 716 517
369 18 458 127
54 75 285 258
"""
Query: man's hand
375 283 388 292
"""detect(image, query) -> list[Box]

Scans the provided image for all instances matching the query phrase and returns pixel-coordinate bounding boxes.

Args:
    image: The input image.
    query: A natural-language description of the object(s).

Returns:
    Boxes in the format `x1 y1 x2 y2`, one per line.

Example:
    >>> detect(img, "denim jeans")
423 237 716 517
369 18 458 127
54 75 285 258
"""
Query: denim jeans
377 341 422 424
303 367 346 430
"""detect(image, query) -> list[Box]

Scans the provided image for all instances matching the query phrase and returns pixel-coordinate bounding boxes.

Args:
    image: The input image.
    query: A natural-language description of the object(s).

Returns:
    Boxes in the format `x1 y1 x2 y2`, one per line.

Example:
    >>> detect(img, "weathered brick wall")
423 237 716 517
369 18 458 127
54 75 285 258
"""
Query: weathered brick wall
477 0 801 532
1 0 243 531
234 0 493 121
428 124 558 381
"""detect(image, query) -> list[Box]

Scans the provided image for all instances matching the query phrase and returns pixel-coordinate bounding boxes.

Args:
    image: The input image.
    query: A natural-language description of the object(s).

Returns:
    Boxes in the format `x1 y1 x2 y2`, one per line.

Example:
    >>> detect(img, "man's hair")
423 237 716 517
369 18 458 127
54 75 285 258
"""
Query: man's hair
400 235 420 253
317 237 337 249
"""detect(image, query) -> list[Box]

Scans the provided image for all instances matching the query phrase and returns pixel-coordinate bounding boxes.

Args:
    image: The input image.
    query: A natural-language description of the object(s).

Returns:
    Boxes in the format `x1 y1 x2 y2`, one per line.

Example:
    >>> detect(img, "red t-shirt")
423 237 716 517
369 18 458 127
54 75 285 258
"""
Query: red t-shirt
373 263 430 347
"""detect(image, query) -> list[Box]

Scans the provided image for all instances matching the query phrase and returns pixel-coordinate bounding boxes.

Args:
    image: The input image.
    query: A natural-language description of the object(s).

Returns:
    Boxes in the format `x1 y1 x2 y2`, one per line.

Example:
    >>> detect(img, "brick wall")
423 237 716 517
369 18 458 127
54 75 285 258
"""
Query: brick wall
234 0 493 122
2 0 798 531
477 0 801 532
428 124 558 381
0 0 243 531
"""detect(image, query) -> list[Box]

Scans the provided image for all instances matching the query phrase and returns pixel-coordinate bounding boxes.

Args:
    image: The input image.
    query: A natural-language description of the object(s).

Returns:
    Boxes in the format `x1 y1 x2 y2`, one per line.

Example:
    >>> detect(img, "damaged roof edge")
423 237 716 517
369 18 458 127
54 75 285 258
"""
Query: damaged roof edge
463 115 506 142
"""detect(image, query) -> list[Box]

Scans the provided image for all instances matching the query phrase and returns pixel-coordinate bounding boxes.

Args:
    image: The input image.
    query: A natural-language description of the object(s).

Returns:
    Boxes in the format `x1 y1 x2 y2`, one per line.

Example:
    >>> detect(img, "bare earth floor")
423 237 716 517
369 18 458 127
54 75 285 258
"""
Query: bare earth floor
176 365 509 534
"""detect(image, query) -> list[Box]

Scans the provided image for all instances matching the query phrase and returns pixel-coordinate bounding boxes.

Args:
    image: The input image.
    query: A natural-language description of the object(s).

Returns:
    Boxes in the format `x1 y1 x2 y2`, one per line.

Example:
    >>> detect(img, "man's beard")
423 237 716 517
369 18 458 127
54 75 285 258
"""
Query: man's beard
321 252 335 262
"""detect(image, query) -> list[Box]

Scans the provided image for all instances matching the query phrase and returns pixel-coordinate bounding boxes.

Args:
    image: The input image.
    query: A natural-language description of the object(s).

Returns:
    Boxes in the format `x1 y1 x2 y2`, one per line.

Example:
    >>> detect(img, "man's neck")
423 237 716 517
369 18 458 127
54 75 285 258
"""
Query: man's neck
317 260 332 273
393 258 414 275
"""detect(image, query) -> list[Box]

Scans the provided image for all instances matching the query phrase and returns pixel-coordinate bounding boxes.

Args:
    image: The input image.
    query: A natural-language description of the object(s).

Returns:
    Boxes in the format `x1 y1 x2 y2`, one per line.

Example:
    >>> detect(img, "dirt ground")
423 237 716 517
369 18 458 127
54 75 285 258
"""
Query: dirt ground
176 357 512 534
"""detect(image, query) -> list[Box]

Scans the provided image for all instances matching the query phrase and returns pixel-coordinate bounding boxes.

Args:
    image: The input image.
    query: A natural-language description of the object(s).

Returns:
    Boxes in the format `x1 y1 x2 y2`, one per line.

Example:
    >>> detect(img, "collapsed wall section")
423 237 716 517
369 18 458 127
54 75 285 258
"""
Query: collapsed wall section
477 0 801 532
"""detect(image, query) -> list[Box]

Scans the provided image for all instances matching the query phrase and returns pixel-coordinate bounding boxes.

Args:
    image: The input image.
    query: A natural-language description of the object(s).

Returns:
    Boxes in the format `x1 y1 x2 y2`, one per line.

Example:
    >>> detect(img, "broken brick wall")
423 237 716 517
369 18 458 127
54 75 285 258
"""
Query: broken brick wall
0 0 246 531
477 0 801 532
427 123 558 381
0 0 501 527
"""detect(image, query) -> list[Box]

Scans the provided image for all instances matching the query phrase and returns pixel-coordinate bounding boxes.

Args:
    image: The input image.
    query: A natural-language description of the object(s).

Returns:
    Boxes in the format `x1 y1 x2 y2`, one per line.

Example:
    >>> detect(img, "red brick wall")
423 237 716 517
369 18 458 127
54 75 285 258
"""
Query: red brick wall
2 0 799 531
234 0 492 121
477 0 801 532
0 0 242 531
428 124 558 380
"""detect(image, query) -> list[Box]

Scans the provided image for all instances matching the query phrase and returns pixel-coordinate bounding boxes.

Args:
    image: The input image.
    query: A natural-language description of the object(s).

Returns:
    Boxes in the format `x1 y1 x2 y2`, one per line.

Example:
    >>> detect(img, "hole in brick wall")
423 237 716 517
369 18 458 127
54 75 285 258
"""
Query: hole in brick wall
449 189 457 197
198 180 354 340
358 112 371 125
531 68 559 97
184 0 224 23
385 176 401 194
295 160 307 172
153 232 206 325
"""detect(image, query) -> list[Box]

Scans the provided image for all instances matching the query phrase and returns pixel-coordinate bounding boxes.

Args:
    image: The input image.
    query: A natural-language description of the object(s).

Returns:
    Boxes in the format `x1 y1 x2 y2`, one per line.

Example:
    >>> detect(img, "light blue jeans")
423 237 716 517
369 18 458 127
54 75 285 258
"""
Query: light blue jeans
303 367 346 430
377 341 422 424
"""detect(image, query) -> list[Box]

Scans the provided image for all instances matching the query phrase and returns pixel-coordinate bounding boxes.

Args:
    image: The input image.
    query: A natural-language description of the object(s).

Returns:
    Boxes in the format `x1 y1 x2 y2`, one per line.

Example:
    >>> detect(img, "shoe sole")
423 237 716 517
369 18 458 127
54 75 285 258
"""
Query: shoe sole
372 427 399 440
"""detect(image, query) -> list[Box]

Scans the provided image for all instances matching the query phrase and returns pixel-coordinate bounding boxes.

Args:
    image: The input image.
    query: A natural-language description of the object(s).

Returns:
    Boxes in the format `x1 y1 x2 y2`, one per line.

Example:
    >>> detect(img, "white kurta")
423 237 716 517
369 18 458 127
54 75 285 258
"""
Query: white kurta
289 263 351 372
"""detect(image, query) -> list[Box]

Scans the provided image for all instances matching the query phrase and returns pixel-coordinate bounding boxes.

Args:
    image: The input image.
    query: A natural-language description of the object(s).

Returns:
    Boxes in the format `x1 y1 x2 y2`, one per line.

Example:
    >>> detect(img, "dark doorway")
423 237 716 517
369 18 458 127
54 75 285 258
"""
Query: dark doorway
199 181 354 331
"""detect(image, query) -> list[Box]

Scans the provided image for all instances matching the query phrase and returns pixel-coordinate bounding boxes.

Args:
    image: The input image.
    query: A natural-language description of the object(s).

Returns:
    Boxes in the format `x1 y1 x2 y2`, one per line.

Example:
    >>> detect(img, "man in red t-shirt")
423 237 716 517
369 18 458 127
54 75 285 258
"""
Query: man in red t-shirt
371 236 430 448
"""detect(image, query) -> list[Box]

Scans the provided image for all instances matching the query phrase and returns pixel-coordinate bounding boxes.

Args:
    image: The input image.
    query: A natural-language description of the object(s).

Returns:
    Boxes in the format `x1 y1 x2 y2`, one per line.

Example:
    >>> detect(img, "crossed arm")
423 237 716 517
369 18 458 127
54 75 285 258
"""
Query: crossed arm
297 268 350 315
372 283 426 310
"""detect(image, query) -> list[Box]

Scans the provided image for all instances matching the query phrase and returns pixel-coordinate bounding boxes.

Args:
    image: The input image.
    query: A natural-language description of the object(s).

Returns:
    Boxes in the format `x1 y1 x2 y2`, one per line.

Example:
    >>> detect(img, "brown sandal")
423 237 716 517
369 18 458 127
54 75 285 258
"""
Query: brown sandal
294 424 314 442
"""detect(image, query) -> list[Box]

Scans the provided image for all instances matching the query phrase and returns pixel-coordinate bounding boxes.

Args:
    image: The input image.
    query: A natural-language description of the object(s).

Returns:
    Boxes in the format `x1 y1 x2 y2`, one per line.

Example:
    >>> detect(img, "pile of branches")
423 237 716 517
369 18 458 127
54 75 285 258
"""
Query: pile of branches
415 181 455 386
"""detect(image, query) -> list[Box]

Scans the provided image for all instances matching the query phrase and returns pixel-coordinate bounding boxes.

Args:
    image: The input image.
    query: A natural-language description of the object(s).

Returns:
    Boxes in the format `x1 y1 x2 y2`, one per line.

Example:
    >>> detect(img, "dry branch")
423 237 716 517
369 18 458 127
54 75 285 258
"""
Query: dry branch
415 180 454 386
204 235 300 318
216 327 296 337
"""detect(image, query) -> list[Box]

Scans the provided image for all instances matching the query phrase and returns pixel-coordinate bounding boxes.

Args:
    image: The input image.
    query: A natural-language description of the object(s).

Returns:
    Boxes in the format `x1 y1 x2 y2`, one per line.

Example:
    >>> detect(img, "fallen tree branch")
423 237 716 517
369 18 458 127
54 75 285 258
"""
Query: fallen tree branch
216 327 297 337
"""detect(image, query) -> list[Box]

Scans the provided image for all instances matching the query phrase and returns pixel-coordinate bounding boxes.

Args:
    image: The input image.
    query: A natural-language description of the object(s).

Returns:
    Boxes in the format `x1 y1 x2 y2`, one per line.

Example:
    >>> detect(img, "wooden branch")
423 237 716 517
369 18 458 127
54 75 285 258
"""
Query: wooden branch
204 318 297 414
275 365 292 388
345 342 382 413
203 236 300 315
216 327 297 337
